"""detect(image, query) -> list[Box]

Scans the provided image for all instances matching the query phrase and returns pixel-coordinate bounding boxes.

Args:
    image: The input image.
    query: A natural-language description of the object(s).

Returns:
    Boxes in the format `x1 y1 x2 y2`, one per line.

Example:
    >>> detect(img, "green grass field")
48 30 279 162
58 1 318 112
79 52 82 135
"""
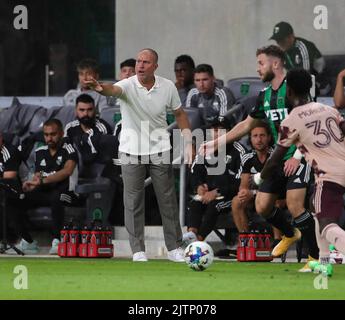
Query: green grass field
0 258 344 300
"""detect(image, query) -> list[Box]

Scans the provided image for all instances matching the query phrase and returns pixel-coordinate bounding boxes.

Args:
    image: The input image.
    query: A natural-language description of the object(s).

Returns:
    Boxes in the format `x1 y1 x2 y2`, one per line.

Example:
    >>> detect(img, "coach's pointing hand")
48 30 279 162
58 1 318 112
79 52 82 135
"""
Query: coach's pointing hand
84 77 103 92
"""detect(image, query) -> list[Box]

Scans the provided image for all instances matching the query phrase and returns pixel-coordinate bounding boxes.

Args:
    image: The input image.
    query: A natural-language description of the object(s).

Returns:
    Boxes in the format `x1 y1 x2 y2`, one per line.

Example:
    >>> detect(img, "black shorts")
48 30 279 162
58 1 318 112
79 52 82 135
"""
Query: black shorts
259 158 312 199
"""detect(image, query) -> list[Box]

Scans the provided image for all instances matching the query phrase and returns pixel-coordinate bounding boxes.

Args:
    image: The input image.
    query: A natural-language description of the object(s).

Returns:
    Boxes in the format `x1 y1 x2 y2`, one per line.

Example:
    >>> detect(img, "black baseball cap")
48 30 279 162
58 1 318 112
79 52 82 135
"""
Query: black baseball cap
269 22 294 41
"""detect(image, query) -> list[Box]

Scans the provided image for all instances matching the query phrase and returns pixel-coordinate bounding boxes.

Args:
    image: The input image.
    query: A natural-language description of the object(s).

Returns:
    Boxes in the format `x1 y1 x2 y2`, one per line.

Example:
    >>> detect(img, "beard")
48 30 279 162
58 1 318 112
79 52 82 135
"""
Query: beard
261 70 275 82
78 116 95 127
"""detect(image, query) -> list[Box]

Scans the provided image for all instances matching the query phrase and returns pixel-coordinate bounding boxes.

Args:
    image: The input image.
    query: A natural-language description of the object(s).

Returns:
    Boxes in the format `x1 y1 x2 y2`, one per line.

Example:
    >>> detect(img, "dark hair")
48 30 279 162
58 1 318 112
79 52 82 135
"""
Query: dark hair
256 45 285 62
175 55 195 69
77 58 100 74
194 64 214 76
75 93 95 106
286 69 312 96
44 118 63 132
120 58 136 69
139 48 159 63
76 93 95 106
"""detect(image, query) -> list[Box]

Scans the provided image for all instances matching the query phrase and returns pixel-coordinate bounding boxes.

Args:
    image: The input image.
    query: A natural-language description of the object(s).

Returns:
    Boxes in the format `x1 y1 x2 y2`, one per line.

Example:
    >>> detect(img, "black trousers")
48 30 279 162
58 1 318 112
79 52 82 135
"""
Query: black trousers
187 198 232 239
20 188 66 239
0 187 33 244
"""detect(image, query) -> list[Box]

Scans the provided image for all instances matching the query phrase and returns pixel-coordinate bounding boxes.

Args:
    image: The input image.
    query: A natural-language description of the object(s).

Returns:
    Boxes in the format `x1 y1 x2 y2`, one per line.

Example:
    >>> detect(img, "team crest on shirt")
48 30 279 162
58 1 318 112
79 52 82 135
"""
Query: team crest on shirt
40 159 46 166
277 97 285 108
56 156 63 166
250 167 258 174
212 101 220 111
295 54 301 65
225 155 232 164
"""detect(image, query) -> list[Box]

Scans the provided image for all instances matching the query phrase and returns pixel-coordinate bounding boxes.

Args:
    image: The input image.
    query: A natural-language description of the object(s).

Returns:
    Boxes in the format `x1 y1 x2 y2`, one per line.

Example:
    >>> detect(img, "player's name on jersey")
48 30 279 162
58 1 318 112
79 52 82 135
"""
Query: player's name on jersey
265 108 288 121
297 105 327 119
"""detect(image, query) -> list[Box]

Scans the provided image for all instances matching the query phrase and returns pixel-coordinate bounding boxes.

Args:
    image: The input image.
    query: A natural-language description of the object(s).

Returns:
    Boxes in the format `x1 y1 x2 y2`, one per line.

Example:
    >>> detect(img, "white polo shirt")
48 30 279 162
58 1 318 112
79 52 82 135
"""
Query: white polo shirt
115 75 181 155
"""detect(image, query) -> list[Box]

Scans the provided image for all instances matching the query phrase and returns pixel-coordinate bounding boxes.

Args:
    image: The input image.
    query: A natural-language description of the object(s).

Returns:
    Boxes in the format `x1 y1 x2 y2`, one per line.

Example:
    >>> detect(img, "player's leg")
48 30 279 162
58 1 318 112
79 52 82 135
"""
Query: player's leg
286 161 319 261
255 191 294 237
231 195 249 232
198 199 232 241
309 181 345 276
316 182 345 255
256 191 301 257
184 200 204 243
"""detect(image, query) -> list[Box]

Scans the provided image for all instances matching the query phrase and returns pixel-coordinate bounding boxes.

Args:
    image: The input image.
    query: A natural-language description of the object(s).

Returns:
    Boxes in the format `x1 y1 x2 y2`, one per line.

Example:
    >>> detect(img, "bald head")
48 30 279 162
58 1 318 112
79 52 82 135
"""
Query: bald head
139 48 159 64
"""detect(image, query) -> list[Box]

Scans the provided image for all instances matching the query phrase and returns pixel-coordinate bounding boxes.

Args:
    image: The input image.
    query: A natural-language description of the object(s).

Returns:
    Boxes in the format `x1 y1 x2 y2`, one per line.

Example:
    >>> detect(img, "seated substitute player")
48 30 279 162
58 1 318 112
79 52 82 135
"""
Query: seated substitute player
63 58 108 114
64 93 112 169
231 121 273 233
0 131 37 252
183 117 246 243
185 64 236 127
174 54 195 106
258 68 345 276
119 58 136 80
19 119 79 254
200 46 319 264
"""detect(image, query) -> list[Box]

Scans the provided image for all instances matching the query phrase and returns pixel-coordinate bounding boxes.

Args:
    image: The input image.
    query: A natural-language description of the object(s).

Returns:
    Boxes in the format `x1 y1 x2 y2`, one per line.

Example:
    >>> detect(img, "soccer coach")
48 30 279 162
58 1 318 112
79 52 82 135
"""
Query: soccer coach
86 48 193 262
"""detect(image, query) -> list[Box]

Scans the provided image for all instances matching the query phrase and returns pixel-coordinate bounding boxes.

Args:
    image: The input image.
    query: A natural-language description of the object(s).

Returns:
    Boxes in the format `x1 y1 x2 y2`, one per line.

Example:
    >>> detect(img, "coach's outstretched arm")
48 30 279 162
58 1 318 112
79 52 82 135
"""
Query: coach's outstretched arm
199 115 261 156
85 77 123 97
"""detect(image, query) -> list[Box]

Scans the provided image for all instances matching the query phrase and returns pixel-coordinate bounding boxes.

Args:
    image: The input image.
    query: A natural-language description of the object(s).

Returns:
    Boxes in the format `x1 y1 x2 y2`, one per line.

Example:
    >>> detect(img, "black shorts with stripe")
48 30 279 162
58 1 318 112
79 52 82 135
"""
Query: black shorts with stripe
259 158 312 199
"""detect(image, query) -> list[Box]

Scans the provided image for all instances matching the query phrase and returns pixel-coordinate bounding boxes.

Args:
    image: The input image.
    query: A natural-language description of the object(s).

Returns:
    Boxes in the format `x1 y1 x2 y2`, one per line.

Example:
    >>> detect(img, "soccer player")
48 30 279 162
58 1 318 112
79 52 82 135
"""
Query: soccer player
231 122 273 233
21 119 79 254
64 93 112 167
184 117 246 243
258 69 345 276
185 64 236 127
200 46 319 268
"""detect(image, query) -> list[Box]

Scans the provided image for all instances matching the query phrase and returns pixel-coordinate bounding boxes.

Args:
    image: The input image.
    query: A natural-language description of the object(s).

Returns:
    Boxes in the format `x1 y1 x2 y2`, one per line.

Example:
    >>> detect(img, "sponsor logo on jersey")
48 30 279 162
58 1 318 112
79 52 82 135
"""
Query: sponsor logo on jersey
264 108 288 121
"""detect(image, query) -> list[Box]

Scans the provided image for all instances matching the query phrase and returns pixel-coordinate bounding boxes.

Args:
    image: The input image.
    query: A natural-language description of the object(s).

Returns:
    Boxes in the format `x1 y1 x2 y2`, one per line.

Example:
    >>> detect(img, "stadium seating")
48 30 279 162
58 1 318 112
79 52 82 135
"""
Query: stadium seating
225 77 266 103
323 54 345 96
100 106 120 131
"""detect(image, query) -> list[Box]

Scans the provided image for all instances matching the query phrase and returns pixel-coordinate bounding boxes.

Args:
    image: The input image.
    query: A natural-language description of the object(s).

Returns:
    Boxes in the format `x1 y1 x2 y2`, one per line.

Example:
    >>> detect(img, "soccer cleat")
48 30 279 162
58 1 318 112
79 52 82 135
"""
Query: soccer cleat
310 262 333 277
49 238 60 255
298 255 318 273
167 247 185 262
133 251 148 262
271 228 301 258
329 245 344 264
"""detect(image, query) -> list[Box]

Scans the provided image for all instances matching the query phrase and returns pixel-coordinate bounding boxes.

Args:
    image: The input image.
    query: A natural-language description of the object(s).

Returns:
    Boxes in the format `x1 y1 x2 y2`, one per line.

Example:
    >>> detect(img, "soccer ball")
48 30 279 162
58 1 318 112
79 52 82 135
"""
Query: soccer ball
184 241 214 271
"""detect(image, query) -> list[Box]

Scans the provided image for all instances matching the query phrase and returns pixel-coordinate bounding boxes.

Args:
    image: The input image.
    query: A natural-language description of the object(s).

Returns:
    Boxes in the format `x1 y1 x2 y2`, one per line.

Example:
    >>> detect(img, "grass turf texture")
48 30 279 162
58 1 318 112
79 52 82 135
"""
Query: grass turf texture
0 258 344 300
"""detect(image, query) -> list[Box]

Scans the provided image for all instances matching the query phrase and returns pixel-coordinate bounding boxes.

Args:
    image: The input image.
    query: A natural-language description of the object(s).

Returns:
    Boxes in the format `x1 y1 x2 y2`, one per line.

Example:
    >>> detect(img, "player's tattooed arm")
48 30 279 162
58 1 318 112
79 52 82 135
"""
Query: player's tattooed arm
260 145 289 180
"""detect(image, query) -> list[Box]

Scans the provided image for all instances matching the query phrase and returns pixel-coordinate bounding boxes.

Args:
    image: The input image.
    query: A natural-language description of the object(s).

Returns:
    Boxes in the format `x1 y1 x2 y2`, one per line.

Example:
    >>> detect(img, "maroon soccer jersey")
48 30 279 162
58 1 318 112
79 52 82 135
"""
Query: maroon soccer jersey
278 102 345 187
